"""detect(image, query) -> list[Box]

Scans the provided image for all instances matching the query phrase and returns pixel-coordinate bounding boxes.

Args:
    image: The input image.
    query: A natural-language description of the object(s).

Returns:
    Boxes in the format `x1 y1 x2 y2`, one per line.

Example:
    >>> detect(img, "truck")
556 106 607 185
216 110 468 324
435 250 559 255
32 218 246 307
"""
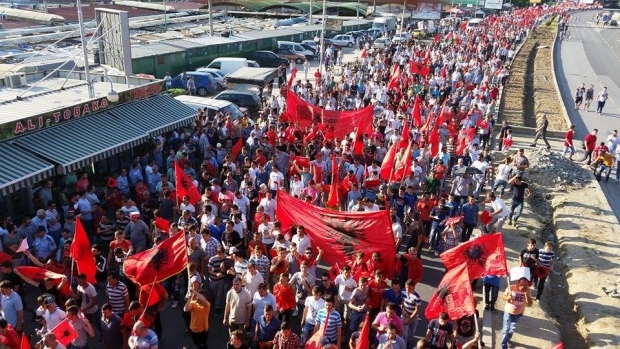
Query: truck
372 16 397 33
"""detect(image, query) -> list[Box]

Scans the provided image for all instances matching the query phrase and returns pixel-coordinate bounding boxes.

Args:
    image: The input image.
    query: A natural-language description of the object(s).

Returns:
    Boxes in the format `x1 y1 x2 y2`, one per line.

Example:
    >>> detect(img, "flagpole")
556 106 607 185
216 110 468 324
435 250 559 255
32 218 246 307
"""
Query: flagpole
143 276 159 314
474 311 482 349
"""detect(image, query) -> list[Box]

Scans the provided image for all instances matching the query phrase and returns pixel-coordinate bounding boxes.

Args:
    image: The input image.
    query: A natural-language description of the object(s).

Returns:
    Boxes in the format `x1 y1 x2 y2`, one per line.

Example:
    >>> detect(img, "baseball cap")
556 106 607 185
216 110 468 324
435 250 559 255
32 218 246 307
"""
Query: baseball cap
44 296 56 305
217 143 222 148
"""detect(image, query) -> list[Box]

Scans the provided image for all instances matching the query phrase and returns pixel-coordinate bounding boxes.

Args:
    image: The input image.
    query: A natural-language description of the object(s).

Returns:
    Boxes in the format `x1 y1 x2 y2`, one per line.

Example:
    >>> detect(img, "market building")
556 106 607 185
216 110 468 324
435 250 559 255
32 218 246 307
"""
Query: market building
0 70 196 217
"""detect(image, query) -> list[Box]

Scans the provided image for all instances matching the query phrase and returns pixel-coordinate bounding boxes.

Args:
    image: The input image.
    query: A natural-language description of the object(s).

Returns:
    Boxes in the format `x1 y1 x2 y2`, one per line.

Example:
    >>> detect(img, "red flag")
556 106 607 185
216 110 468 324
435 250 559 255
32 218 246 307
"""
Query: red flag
327 155 341 208
393 140 413 181
50 319 78 347
361 49 368 59
479 210 493 226
174 161 201 205
154 217 170 232
106 177 118 188
412 96 423 128
15 266 71 296
123 231 188 286
380 141 398 181
387 65 401 90
291 64 298 81
353 127 364 155
429 123 440 157
355 314 371 349
420 107 434 134
276 191 396 271
400 114 411 148
327 263 340 281
444 216 462 226
425 264 476 321
0 252 12 265
440 233 508 280
231 137 243 161
434 33 441 43
365 179 380 188
21 332 29 349
71 218 97 283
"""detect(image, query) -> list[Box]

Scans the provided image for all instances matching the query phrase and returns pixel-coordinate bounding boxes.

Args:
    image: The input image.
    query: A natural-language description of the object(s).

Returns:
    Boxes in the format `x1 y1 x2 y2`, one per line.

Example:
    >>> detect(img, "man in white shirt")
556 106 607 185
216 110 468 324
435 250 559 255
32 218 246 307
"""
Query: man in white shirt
258 191 276 221
470 154 490 200
363 198 380 212
483 192 509 233
233 192 250 218
391 216 403 248
334 266 357 322
268 165 285 195
290 174 305 197
291 226 312 255
492 157 514 198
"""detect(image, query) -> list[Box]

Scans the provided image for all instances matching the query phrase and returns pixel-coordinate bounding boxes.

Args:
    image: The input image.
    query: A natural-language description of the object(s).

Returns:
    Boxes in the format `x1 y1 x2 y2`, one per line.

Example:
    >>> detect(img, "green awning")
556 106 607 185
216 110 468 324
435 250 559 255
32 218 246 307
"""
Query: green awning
0 142 55 196
13 112 149 173
107 94 197 138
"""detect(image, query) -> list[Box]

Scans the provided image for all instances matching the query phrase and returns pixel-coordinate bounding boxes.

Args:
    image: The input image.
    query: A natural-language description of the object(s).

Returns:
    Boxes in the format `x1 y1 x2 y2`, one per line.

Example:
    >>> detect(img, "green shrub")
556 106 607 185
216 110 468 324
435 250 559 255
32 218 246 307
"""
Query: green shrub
166 88 187 97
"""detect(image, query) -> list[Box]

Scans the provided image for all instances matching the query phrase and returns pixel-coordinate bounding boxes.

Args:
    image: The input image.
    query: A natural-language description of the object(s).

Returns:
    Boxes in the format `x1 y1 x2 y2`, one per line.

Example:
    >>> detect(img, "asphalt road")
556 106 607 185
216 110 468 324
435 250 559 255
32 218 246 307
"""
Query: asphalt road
554 10 620 219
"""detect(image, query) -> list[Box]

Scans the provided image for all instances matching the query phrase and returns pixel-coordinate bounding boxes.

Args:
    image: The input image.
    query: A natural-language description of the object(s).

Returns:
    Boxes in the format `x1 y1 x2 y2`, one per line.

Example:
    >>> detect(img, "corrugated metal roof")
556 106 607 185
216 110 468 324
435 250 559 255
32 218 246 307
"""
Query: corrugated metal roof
164 39 210 49
0 78 134 123
13 111 149 173
131 42 186 58
108 94 197 137
0 142 55 196
236 27 301 40
183 36 241 46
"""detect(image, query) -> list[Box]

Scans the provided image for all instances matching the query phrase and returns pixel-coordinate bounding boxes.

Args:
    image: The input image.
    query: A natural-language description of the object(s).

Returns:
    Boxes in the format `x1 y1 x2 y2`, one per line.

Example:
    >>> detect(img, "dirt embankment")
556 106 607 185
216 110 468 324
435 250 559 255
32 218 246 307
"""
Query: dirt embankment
500 21 567 130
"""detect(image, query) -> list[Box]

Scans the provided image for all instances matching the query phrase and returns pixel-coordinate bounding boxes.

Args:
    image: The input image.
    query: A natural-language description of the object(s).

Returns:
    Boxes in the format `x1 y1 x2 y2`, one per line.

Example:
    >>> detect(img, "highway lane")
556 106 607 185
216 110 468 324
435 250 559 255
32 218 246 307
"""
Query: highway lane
554 10 620 219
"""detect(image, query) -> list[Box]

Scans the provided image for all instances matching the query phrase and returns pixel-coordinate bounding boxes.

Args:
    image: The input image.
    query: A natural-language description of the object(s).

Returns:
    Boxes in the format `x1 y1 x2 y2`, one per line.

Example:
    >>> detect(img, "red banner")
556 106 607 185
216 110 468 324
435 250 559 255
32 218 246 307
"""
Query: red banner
276 191 396 271
283 90 374 140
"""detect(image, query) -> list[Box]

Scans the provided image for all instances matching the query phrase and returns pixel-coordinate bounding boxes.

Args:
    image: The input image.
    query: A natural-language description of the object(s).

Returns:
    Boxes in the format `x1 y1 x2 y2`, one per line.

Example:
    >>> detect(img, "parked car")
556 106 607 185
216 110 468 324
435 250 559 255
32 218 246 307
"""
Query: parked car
252 51 290 68
366 28 383 39
274 48 306 64
195 67 227 90
247 60 260 67
373 38 391 49
345 31 364 40
331 34 355 47
412 29 426 39
169 71 216 96
214 90 261 116
175 96 253 124
391 32 411 43
323 39 342 50
278 41 315 60
299 43 317 56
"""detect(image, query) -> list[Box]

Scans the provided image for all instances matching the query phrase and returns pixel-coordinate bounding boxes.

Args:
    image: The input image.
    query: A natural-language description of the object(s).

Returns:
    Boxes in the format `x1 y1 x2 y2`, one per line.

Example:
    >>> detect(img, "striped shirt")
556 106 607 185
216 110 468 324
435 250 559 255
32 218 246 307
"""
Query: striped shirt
314 308 342 342
105 282 129 315
538 249 555 267
402 290 422 315
249 255 271 281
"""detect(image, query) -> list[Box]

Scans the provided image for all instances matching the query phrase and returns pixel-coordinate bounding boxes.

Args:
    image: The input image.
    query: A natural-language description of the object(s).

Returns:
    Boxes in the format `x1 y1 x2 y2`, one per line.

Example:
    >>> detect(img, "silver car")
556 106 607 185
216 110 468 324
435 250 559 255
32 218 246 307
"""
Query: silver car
196 67 228 90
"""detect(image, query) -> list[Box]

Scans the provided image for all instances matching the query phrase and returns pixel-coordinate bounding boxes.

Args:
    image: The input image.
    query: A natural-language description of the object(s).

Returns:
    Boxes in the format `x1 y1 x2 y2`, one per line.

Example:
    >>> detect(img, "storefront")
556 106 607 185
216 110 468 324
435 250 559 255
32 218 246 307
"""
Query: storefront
0 81 197 218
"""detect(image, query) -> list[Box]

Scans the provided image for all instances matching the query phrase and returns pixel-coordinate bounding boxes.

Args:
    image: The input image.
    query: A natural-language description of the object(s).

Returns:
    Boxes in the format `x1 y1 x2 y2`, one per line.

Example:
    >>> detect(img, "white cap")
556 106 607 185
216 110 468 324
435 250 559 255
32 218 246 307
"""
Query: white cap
217 143 222 147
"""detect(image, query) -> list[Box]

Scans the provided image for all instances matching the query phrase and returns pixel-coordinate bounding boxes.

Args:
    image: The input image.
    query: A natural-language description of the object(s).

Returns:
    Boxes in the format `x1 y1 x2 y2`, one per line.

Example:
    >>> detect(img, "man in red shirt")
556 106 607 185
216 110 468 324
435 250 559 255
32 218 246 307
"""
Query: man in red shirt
580 128 598 165
562 125 576 160
367 270 388 322
0 319 20 349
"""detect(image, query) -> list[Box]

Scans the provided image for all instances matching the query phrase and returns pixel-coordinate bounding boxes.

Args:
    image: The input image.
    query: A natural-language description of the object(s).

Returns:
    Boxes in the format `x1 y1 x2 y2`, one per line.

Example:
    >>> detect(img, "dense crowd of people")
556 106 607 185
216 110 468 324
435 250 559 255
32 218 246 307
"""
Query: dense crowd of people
0 3 598 349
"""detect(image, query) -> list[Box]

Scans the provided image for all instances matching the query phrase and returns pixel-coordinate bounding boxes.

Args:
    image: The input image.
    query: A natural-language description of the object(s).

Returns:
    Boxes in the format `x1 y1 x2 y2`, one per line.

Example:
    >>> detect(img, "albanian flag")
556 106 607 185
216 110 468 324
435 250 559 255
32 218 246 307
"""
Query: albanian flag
50 319 78 347
138 283 164 328
71 218 97 283
326 154 342 209
123 231 188 286
380 141 398 181
15 266 71 296
328 263 340 281
174 161 201 205
440 233 508 280
425 264 475 321
276 191 396 271
231 137 243 161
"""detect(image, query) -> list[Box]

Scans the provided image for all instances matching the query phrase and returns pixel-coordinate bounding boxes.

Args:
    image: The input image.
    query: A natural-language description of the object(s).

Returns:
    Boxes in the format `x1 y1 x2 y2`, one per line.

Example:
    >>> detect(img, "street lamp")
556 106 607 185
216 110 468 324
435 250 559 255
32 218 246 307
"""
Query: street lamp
88 74 119 103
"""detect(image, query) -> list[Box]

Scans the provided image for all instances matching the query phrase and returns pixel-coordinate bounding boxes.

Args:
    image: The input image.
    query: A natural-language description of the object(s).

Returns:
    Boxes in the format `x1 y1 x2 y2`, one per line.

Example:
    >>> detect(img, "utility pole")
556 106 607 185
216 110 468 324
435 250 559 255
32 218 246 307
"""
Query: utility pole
77 0 93 98
208 0 214 36
319 0 327 75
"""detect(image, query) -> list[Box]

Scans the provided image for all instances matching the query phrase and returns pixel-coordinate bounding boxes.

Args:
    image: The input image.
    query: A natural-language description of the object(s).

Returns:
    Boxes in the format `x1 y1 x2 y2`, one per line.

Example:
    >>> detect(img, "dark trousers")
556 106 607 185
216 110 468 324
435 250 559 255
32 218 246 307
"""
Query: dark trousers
462 223 476 242
533 131 550 147
581 150 593 165
480 133 490 150
278 309 294 323
190 330 209 349
484 283 499 307
536 276 548 300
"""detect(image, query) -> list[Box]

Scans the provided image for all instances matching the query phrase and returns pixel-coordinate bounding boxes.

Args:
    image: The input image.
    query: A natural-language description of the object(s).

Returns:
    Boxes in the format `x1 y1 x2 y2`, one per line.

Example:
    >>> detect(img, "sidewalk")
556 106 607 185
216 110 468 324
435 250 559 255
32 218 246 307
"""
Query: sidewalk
479 135 564 349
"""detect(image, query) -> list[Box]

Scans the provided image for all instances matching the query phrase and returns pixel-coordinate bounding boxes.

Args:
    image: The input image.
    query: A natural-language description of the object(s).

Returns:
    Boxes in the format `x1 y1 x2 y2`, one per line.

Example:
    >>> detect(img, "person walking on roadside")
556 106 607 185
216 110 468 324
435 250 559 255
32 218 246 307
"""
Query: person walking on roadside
530 114 551 149
583 84 594 112
596 87 608 115
580 129 598 165
574 83 585 110
507 176 531 228
497 120 512 152
562 125 576 160
500 277 533 349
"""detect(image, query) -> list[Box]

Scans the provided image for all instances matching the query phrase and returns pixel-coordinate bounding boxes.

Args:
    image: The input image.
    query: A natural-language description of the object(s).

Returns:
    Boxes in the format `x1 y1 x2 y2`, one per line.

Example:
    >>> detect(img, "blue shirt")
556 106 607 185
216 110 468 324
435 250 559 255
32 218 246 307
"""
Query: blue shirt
403 192 417 211
482 275 501 287
208 223 226 242
257 315 281 342
461 203 479 224
377 334 406 349
382 289 403 316
33 234 57 259
132 329 159 349
117 175 130 195
1 291 23 327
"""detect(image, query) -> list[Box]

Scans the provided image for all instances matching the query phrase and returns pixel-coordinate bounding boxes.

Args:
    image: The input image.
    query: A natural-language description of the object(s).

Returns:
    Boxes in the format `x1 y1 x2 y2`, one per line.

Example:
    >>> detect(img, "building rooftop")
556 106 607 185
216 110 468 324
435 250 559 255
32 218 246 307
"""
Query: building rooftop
0 71 138 123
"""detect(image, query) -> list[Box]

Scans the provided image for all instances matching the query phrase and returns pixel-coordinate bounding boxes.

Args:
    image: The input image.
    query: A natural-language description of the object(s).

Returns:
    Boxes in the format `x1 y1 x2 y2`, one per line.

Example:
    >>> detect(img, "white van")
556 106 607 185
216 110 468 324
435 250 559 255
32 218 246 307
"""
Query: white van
174 95 250 122
206 57 250 76
466 18 484 29
277 41 315 59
